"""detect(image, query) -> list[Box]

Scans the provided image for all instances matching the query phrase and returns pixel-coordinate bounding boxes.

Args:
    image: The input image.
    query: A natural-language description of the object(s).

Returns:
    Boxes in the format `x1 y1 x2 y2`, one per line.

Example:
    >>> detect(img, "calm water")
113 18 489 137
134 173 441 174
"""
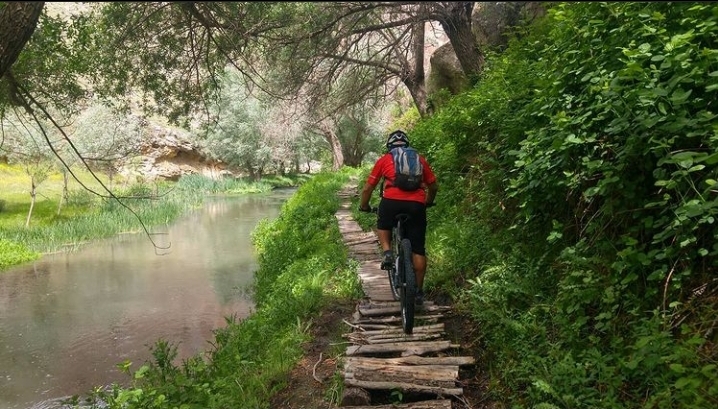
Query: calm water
0 189 295 409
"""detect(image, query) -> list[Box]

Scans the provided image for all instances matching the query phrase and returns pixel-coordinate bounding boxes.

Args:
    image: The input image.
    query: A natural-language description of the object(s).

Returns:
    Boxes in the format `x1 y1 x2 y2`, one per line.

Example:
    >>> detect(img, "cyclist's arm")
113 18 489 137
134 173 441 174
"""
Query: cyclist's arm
359 181 377 210
426 181 438 205
421 157 438 205
360 156 388 210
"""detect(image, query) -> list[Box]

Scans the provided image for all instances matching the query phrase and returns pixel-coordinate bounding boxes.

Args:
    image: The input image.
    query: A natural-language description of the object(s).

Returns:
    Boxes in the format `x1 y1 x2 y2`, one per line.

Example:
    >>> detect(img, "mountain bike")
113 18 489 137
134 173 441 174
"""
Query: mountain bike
366 206 427 335
388 212 416 334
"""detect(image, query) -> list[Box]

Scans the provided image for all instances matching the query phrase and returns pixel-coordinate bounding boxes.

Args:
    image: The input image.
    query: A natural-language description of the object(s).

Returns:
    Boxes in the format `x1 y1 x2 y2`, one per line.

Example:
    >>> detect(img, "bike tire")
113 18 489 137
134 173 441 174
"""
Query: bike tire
388 265 401 300
388 227 401 300
399 238 416 334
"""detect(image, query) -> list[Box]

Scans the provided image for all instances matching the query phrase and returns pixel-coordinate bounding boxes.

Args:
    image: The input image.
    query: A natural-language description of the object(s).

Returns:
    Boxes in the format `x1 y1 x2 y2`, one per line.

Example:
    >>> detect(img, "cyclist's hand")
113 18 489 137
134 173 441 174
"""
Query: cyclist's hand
426 202 436 208
359 205 373 213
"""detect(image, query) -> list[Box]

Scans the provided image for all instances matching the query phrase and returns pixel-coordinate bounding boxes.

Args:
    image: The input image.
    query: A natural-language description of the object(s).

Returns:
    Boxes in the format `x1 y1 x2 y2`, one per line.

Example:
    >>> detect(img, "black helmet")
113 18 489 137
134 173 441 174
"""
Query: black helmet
386 130 410 150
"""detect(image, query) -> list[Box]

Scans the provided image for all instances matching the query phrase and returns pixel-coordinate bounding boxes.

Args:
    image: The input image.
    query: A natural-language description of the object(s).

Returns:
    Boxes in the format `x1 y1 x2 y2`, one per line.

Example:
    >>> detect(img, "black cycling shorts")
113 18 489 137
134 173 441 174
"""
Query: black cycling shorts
377 198 427 256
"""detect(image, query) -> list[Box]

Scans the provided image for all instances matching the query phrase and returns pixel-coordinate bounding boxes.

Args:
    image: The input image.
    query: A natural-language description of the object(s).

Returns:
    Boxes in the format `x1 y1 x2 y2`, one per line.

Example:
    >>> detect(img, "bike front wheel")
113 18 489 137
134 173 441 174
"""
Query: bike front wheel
399 238 416 334
388 264 401 301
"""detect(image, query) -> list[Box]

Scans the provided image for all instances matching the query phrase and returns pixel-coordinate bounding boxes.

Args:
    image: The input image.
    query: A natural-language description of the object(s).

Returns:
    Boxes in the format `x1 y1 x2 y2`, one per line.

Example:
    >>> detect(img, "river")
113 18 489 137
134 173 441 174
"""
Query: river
0 188 295 409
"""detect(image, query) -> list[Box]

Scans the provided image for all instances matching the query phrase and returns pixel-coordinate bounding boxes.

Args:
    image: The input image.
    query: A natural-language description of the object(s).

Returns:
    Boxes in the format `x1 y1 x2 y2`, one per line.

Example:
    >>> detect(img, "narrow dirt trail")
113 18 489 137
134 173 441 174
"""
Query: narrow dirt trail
334 182 476 408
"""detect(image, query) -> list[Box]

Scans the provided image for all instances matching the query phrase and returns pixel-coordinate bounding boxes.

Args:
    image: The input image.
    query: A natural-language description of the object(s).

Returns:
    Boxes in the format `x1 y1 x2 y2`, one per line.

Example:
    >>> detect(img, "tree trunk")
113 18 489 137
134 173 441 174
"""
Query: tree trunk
401 19 432 118
317 121 344 171
26 176 36 228
328 132 344 171
0 2 45 78
436 2 484 82
57 169 68 216
404 78 430 118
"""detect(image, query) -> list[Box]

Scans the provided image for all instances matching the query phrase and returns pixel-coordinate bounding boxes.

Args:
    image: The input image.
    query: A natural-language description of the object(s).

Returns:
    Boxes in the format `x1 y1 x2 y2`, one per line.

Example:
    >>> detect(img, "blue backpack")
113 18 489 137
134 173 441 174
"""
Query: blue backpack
389 146 423 191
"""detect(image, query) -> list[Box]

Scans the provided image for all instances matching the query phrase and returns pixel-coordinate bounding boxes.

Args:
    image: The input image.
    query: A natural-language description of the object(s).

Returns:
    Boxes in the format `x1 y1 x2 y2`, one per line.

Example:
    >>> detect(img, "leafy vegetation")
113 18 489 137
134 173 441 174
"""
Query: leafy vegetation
394 2 718 408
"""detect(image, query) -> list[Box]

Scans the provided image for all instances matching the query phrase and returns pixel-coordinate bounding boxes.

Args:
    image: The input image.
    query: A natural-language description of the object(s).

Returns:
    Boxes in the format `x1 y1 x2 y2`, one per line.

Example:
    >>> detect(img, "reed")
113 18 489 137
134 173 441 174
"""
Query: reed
0 166 305 270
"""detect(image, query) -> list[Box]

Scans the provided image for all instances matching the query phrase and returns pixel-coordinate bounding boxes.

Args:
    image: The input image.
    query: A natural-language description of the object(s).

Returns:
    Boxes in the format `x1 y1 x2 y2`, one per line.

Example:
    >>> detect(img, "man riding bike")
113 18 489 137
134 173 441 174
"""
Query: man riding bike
358 130 438 305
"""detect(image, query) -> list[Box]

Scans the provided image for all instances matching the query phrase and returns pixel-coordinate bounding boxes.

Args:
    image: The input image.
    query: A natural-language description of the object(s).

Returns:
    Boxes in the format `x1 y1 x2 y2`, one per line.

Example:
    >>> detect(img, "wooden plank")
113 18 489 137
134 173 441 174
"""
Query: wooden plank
358 304 452 317
343 379 463 396
341 399 452 409
352 312 444 324
346 340 454 356
344 355 475 367
345 325 445 342
344 237 378 246
346 332 443 344
351 323 444 336
344 361 459 383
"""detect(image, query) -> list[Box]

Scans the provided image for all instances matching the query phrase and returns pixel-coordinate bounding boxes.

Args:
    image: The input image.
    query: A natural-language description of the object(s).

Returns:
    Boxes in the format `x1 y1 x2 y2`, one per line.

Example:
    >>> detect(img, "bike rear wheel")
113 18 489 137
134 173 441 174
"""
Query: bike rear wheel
399 238 416 334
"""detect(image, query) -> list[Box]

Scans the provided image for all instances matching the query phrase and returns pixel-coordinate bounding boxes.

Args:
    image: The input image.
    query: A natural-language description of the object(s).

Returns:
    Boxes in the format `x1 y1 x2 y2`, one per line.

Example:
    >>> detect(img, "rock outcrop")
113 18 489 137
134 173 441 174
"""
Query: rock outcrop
427 2 546 96
119 125 229 181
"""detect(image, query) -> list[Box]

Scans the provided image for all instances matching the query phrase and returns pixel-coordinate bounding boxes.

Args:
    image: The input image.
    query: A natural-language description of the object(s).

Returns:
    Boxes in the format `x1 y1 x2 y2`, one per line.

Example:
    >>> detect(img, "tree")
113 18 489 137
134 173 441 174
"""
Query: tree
71 102 145 188
199 70 274 180
0 110 57 226
0 2 497 173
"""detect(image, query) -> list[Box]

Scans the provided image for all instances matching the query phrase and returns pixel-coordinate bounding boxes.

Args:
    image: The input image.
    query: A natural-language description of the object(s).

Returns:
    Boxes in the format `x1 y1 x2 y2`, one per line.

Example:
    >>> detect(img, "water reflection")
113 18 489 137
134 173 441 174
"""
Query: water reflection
0 189 294 409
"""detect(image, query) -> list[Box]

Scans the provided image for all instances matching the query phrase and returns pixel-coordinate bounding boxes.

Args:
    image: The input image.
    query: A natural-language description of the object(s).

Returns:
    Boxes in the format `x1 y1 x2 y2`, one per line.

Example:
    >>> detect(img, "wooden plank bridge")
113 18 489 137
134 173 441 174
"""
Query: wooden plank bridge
334 182 475 409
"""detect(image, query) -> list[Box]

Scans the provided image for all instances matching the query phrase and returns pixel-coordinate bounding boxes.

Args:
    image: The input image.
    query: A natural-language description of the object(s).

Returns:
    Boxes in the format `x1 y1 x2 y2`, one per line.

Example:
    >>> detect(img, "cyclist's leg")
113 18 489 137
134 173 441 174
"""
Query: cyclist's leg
377 198 399 267
405 201 428 290
413 253 426 289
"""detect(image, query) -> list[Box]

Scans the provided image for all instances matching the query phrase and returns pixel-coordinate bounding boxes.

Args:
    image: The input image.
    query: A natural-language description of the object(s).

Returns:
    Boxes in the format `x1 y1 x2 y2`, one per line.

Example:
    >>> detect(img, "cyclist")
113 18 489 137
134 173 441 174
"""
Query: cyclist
358 130 438 305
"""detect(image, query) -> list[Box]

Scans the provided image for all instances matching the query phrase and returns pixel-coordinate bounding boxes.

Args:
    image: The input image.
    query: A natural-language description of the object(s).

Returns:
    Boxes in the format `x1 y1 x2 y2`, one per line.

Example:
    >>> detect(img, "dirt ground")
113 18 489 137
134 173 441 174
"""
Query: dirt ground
269 292 495 409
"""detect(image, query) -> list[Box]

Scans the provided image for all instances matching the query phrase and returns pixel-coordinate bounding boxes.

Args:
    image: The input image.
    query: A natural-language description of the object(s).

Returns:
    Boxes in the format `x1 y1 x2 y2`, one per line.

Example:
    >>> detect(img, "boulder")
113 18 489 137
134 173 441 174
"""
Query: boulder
427 2 546 96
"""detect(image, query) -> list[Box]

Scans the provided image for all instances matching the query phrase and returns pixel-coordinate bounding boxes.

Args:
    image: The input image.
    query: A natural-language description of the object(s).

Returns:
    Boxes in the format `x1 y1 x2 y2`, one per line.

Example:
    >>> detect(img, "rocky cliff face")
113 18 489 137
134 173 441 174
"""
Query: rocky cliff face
119 124 229 182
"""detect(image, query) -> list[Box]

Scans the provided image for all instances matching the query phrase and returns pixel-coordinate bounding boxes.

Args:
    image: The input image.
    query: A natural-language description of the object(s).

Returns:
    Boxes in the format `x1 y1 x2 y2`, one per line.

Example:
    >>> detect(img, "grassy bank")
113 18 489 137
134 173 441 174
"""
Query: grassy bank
68 168 362 409
0 164 310 270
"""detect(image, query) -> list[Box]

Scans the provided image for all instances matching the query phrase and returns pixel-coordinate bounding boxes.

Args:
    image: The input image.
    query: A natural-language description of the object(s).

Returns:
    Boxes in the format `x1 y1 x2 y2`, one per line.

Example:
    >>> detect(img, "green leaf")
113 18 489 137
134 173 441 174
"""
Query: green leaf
671 88 693 104
669 363 686 374
658 102 667 115
701 152 718 165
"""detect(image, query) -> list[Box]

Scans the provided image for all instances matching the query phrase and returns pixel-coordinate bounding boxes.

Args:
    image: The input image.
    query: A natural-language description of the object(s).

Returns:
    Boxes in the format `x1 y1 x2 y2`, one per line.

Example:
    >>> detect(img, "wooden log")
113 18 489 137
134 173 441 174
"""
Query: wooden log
343 378 463 396
344 361 459 385
345 332 443 345
340 387 371 407
341 399 452 409
344 236 378 246
358 304 452 317
353 323 444 336
343 355 475 367
346 340 453 356
352 313 444 324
